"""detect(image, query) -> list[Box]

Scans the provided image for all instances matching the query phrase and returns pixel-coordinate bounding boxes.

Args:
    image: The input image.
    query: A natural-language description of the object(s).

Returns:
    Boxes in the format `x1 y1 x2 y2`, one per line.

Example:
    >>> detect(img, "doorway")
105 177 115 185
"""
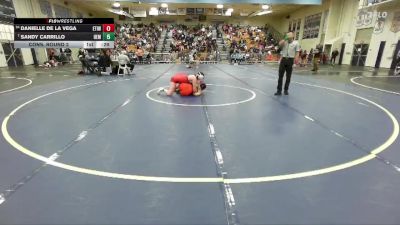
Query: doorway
352 28 372 67
390 40 400 69
375 41 385 68
339 43 345 65
351 43 369 66
1 42 24 67
323 44 332 64
31 48 39 66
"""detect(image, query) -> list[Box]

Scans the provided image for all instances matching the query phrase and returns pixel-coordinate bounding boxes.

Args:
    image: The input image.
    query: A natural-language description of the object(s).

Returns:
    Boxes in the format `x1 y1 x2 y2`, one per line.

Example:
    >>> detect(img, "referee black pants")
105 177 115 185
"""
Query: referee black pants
277 57 294 92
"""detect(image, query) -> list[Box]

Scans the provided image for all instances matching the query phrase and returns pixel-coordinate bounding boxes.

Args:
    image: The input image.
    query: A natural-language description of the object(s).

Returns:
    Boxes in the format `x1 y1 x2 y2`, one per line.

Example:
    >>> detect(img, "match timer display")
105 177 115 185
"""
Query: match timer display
14 18 115 49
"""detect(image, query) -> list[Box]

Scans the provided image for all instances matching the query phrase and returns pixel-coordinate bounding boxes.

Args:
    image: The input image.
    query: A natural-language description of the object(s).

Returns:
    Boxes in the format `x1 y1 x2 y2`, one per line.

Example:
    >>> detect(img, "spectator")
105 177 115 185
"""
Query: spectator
117 50 134 74
331 48 339 65
312 44 323 72
98 49 112 75
301 50 307 67
77 48 86 74
308 48 314 64
64 48 72 63
136 46 144 64
114 23 162 55
48 49 56 61
274 32 300 96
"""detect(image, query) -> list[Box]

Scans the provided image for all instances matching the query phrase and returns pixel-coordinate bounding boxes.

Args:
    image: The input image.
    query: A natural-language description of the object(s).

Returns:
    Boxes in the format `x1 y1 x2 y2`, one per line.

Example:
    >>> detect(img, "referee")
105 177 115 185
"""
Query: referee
274 32 300 96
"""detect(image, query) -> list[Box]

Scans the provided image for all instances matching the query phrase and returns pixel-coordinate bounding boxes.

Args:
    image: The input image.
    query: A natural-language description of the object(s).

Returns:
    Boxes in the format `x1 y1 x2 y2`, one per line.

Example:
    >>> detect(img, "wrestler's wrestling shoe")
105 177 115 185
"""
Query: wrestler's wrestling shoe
157 88 166 95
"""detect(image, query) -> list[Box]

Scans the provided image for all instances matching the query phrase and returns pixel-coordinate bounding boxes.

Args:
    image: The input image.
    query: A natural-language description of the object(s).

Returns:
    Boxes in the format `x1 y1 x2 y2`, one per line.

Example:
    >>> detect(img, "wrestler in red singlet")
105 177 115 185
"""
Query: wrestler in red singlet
178 83 193 96
170 72 190 84
157 71 205 96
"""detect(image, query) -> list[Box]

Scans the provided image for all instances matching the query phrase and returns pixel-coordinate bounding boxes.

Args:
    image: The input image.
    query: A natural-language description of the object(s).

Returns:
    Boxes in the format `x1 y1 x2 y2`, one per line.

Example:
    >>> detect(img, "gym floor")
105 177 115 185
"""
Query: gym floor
0 63 399 224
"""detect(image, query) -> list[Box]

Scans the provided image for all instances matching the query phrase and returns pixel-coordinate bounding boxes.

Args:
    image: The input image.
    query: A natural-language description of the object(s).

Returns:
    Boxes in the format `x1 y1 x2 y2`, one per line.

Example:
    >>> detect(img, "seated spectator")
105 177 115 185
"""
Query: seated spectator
98 49 112 75
65 48 72 63
117 50 134 74
83 52 99 74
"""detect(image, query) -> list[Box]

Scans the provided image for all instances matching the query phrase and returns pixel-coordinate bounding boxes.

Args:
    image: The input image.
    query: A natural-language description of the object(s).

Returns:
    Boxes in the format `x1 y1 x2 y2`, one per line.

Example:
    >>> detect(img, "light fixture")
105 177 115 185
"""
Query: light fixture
257 10 272 16
262 5 269 10
113 2 120 8
107 8 133 18
225 8 233 16
161 3 168 8
217 4 223 9
149 7 158 15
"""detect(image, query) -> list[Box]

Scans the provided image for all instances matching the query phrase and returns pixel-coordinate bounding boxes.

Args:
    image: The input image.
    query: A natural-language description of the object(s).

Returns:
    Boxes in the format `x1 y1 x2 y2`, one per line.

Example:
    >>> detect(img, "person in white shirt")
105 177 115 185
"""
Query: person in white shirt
117 50 134 74
275 32 300 96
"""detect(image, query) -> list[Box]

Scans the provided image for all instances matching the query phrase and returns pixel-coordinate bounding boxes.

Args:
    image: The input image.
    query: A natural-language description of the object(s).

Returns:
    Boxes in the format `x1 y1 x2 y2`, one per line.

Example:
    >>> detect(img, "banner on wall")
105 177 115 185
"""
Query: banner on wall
131 9 147 18
206 8 214 15
196 8 205 15
177 8 186 15
168 9 177 15
186 8 195 15
390 11 400 33
373 11 388 34
356 7 390 33
158 7 167 15
356 8 374 28
302 13 321 39
0 0 16 24
213 8 223 15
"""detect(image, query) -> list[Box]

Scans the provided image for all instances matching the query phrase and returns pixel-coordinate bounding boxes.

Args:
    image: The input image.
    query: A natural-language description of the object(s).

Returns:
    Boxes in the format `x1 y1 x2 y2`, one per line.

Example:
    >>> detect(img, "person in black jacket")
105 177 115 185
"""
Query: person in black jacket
64 48 72 64
98 49 112 76
395 49 400 76
331 48 339 65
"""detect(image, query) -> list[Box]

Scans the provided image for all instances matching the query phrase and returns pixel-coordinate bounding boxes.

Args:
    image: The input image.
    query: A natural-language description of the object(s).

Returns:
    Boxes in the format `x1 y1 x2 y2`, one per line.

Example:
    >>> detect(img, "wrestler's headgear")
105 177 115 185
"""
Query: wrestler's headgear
196 71 205 80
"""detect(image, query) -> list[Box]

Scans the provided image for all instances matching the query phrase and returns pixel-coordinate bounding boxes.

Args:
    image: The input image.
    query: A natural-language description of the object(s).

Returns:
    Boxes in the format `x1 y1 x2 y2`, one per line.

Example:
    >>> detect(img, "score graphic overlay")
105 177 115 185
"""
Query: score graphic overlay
14 18 115 49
